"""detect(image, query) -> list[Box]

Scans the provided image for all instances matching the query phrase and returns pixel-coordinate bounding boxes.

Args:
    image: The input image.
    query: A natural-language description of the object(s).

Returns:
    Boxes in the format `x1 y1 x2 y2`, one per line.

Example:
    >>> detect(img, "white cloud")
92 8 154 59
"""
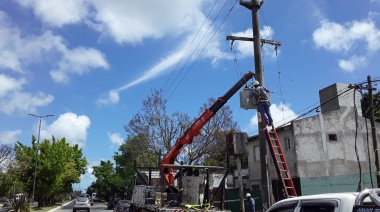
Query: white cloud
231 26 277 59
38 112 91 147
108 132 124 147
338 55 367 72
0 130 22 145
79 162 97 190
0 12 109 83
15 0 207 45
313 19 380 52
50 47 109 83
15 0 89 27
90 1 205 45
247 103 297 133
96 90 120 106
0 74 54 114
0 74 25 97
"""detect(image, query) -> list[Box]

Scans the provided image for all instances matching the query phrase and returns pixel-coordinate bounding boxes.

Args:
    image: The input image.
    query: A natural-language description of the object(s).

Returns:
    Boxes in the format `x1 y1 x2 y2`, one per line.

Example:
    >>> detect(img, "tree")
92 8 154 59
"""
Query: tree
186 97 239 166
12 136 87 206
123 90 239 166
0 144 14 171
124 89 191 162
0 144 16 197
91 160 126 200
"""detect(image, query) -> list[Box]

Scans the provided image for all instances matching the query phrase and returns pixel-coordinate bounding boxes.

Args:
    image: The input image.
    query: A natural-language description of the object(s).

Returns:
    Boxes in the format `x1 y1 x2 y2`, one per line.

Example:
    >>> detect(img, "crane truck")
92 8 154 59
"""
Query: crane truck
131 71 254 212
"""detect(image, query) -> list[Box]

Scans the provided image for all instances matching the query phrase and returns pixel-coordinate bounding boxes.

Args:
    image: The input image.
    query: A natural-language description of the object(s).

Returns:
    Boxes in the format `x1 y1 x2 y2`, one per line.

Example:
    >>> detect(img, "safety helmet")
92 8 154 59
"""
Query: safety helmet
253 80 259 86
246 193 251 197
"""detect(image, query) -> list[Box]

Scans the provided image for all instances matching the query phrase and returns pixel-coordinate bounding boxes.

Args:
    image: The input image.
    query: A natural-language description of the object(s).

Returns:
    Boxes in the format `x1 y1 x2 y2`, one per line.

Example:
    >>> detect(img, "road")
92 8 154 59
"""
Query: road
54 201 110 212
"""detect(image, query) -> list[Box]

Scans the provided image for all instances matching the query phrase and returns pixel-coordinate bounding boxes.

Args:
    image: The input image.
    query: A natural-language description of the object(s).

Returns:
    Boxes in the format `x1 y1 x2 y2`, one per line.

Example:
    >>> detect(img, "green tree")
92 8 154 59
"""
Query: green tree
0 144 16 197
91 160 126 200
12 136 87 206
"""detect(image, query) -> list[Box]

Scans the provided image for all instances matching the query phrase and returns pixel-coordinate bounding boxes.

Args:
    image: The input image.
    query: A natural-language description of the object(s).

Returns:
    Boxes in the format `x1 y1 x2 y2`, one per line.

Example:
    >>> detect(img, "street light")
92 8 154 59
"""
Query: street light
28 113 54 205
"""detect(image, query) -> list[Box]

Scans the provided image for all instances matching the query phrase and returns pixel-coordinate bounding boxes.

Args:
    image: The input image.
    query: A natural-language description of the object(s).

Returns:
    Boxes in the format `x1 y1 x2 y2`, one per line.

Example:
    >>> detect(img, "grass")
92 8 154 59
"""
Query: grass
32 200 72 212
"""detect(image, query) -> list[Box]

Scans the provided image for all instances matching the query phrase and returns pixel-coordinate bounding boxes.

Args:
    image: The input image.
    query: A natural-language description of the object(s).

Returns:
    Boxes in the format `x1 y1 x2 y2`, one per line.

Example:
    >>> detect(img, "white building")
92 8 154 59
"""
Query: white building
245 83 380 200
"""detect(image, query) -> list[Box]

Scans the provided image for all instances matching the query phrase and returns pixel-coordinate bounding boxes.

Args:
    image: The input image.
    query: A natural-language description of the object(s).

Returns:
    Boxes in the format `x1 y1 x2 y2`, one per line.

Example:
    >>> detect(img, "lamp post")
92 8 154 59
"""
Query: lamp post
28 113 54 205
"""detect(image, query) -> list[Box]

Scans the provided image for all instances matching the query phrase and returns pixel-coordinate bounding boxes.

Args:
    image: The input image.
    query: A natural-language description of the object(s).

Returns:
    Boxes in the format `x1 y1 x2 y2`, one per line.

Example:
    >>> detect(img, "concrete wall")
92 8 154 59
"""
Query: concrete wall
319 83 362 116
247 125 298 183
300 173 377 195
293 106 378 178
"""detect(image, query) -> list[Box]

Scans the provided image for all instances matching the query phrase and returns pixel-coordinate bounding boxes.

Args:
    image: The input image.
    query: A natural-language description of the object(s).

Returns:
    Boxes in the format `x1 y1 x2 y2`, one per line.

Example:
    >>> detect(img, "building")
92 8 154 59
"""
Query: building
246 83 380 200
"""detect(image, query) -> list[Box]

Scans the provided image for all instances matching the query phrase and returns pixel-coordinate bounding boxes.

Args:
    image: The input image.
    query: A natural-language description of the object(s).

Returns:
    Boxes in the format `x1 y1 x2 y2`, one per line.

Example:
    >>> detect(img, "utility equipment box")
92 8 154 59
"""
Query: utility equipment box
226 131 248 155
240 87 257 109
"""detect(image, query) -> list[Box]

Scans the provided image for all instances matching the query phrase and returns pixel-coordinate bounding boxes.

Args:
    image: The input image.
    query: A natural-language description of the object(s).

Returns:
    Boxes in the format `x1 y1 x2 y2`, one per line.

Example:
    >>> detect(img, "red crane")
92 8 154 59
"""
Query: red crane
161 71 254 184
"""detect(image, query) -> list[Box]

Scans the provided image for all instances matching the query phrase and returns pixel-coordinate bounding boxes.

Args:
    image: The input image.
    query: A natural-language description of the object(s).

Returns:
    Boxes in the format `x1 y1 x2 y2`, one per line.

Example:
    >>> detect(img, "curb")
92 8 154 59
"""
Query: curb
47 200 74 212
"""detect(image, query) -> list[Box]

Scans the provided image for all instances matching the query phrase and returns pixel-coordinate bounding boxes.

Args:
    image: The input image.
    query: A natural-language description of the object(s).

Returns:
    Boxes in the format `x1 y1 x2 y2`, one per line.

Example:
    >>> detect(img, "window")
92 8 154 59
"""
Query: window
252 185 260 191
267 200 298 212
254 146 260 161
300 200 338 212
284 137 291 150
328 134 337 141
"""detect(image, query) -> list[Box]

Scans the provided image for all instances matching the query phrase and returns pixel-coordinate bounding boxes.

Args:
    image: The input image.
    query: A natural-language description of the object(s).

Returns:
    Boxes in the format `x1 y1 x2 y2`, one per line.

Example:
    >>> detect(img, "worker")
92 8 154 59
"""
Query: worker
245 193 255 212
251 80 273 126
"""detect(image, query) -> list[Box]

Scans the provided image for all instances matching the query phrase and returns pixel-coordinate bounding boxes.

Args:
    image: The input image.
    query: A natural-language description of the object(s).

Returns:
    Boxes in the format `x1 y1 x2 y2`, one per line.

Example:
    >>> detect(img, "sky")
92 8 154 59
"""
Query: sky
1 0 380 191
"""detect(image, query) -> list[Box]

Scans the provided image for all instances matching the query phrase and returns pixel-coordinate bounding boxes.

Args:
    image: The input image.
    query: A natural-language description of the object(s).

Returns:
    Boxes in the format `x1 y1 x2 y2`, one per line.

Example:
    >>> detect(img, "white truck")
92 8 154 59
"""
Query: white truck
266 188 380 212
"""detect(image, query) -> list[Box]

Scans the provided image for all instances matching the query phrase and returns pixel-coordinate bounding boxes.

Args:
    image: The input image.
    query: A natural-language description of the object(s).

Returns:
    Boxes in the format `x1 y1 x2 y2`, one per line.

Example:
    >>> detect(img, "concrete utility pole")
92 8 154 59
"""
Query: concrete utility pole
367 76 380 187
227 0 281 209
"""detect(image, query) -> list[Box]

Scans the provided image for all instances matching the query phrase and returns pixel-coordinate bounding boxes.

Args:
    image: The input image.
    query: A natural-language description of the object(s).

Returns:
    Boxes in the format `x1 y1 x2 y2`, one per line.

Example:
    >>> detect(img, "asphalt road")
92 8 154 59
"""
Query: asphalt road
53 201 110 212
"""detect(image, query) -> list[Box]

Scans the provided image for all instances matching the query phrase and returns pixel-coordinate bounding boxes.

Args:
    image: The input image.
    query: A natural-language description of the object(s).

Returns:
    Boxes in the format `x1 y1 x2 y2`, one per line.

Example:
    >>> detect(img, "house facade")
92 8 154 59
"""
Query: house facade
245 83 380 200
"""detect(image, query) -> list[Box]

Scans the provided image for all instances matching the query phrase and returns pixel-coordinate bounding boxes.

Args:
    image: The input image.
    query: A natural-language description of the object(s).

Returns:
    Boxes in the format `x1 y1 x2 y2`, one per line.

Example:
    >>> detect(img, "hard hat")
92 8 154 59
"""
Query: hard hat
253 80 259 86
246 193 251 197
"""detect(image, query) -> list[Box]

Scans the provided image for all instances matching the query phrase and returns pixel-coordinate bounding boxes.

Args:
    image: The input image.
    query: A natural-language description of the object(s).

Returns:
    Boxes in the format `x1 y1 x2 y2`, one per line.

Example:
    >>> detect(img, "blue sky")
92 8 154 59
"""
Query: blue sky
1 0 379 191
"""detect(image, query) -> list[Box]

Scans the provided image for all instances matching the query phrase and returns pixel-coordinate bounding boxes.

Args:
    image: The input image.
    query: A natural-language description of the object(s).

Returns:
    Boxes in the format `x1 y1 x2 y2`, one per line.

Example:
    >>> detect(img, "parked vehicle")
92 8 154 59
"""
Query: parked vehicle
113 200 131 212
91 193 100 202
73 197 91 212
266 188 380 212
107 198 120 210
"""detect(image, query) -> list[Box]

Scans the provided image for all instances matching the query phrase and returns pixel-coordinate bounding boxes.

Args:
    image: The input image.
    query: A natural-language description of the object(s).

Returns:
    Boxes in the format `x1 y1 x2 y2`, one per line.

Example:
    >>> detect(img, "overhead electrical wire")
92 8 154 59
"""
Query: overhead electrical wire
162 0 220 97
165 0 239 100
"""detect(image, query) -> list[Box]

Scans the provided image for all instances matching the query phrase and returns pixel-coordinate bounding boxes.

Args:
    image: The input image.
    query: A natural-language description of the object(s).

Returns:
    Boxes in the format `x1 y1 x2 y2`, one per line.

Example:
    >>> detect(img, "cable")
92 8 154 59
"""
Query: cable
162 0 220 97
353 88 362 192
166 0 239 100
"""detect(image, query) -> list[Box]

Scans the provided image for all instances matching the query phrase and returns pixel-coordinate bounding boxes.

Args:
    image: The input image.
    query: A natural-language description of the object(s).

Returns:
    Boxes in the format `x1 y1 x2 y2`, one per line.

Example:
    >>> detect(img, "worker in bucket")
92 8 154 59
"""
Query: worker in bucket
245 193 256 212
251 80 273 127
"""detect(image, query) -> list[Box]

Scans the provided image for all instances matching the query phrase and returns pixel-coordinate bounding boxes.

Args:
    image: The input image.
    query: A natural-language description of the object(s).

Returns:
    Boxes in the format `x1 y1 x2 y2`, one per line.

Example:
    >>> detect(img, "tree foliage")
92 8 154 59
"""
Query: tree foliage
124 89 191 162
0 144 14 171
189 97 239 166
11 136 87 206
123 90 239 166
91 160 126 200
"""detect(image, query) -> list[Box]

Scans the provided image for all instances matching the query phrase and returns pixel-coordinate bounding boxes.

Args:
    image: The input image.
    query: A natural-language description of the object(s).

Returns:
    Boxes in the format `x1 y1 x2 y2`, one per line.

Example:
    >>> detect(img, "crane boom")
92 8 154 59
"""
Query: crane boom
161 71 254 184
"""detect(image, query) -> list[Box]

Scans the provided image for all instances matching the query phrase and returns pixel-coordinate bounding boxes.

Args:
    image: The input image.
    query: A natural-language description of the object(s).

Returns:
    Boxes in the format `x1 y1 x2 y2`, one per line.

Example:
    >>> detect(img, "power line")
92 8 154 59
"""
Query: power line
165 0 239 101
162 0 220 97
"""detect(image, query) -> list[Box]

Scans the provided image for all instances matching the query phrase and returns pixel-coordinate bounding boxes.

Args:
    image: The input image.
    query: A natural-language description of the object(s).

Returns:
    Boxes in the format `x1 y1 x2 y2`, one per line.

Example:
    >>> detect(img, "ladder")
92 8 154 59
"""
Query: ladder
264 123 297 198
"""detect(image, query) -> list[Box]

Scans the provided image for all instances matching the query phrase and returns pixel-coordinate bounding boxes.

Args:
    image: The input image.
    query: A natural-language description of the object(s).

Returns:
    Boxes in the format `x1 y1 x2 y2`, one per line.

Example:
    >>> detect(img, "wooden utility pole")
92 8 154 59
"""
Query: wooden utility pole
368 76 380 187
227 0 280 209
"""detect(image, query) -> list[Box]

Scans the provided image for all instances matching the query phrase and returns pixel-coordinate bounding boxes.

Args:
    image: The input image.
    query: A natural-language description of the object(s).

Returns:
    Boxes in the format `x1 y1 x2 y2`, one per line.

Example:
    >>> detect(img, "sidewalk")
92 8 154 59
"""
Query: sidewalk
47 200 74 212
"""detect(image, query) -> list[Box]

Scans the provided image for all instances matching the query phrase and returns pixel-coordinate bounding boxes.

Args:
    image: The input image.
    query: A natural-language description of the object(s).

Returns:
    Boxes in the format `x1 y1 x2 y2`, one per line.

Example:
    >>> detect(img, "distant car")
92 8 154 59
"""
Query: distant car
73 197 91 212
113 200 130 212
